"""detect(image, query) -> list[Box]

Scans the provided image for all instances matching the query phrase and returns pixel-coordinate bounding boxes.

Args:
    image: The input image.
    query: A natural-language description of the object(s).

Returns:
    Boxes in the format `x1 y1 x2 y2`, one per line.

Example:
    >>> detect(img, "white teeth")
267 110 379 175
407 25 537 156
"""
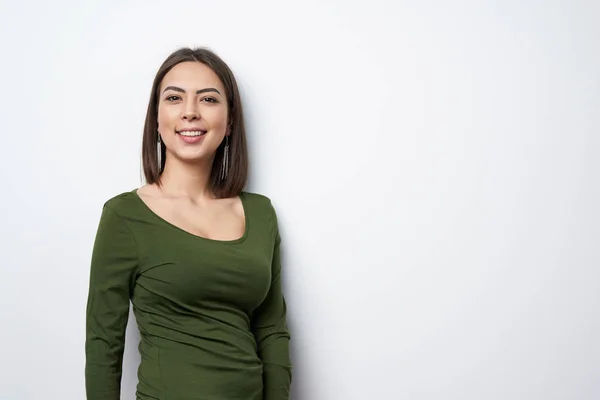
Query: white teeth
178 130 205 136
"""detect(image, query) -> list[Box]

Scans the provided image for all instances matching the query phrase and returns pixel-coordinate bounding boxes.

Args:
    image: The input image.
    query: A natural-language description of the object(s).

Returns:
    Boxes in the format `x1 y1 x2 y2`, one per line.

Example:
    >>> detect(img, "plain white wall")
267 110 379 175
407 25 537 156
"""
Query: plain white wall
1 0 598 399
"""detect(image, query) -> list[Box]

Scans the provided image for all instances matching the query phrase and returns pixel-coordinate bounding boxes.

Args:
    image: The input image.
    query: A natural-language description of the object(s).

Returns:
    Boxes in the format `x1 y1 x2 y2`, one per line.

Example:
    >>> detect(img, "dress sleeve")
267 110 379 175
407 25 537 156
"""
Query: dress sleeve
251 204 293 400
85 205 138 400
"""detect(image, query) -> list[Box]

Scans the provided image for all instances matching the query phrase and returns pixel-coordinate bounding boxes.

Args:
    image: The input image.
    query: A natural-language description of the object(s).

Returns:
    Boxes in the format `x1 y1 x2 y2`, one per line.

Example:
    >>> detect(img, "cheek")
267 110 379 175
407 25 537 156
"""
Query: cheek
157 107 177 131
209 108 229 130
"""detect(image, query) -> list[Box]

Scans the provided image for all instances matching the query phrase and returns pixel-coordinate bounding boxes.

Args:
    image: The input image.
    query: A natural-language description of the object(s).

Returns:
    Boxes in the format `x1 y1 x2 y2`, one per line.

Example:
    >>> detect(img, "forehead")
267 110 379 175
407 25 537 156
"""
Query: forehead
160 61 225 92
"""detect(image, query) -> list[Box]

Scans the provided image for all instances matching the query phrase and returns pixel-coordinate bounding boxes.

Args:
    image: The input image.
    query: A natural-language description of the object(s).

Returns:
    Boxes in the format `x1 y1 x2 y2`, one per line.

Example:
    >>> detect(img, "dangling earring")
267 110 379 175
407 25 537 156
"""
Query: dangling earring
220 136 230 180
157 133 162 172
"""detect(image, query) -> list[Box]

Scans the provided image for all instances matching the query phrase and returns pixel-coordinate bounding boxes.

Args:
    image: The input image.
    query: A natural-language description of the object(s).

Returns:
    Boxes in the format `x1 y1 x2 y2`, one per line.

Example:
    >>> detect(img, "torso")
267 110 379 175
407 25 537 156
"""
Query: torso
89 188 279 399
135 184 246 241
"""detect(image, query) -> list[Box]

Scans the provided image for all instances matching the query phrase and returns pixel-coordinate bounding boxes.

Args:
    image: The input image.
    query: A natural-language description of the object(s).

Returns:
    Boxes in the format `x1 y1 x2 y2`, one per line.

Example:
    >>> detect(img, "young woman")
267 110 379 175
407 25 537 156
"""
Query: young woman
85 47 292 400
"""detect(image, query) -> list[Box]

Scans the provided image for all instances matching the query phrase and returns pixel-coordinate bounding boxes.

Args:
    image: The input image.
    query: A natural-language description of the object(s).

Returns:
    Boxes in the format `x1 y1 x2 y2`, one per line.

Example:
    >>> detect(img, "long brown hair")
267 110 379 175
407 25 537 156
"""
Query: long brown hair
141 47 248 198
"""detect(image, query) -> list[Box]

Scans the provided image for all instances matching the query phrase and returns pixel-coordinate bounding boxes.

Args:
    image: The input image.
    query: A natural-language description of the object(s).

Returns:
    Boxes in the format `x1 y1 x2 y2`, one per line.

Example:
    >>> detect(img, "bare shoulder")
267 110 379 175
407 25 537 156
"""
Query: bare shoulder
136 184 161 199
221 194 244 219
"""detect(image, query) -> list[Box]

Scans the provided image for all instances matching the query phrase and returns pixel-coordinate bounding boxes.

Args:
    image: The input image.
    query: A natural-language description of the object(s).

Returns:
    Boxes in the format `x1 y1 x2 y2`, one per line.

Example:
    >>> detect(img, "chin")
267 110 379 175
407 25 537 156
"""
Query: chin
172 149 214 164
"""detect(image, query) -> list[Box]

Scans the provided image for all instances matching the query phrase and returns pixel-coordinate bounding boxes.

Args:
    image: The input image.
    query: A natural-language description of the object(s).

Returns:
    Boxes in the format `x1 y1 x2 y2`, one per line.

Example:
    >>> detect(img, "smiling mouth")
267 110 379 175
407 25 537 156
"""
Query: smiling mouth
177 130 207 137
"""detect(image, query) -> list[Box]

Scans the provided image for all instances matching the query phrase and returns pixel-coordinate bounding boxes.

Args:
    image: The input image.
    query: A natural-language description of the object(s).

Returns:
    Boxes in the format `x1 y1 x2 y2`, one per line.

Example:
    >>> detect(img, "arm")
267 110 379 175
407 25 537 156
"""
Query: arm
251 205 293 400
85 205 138 400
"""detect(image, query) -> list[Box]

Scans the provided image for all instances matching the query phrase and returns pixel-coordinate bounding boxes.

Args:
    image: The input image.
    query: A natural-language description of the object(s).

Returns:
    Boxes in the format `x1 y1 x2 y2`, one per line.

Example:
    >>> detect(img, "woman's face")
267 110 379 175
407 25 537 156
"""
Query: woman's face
157 61 229 167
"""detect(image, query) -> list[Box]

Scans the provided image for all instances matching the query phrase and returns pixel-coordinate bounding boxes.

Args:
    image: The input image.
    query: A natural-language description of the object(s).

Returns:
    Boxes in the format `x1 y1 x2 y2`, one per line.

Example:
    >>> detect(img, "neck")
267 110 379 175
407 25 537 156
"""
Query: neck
157 155 215 201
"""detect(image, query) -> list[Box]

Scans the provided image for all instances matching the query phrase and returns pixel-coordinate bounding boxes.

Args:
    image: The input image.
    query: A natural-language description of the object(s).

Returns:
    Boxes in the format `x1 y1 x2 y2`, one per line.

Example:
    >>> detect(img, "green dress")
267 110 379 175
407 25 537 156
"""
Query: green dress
85 190 292 400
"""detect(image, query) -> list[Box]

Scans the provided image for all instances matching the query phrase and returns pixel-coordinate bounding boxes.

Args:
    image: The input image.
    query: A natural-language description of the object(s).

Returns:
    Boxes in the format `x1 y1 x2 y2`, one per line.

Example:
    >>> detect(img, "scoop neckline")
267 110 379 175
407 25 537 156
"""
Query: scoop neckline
130 188 249 244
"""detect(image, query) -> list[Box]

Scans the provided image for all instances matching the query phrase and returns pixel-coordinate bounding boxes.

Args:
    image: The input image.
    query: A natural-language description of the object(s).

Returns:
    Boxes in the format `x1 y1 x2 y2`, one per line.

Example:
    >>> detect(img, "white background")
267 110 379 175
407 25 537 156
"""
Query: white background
1 0 598 399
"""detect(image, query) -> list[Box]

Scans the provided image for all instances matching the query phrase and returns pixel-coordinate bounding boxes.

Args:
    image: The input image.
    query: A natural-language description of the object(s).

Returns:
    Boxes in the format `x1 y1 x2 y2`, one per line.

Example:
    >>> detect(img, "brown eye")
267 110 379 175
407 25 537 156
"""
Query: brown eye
202 97 218 103
166 95 181 102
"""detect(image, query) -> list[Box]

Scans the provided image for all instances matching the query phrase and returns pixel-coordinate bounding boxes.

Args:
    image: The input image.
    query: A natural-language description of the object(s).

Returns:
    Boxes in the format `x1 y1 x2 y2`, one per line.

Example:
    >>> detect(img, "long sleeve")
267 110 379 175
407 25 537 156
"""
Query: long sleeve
251 206 292 400
85 205 138 400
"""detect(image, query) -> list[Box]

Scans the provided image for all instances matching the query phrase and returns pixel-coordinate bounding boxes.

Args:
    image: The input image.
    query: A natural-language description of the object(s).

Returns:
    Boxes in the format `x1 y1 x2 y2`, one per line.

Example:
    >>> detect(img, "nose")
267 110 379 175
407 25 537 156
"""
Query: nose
181 99 200 120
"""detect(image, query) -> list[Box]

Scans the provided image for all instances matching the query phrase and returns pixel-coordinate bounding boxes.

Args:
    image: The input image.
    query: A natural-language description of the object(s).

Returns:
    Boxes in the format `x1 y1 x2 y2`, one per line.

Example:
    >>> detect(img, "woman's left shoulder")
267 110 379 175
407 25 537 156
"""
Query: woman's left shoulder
241 190 274 208
241 191 279 220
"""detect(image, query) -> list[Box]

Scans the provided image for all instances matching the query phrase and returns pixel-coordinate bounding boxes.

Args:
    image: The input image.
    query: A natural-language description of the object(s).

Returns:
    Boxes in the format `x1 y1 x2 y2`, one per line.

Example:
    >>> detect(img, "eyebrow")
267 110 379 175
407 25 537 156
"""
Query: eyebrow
162 86 221 95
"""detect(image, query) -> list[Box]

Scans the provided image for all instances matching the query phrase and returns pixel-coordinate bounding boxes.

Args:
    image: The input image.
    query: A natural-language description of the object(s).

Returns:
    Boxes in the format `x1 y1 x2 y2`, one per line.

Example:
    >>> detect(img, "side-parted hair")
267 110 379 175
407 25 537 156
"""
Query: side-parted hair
141 47 248 198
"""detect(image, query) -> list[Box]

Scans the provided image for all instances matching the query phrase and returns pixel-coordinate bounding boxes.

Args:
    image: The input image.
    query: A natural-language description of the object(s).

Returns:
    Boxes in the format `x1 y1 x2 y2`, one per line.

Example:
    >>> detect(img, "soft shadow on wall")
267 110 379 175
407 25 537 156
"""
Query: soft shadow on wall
282 243 306 400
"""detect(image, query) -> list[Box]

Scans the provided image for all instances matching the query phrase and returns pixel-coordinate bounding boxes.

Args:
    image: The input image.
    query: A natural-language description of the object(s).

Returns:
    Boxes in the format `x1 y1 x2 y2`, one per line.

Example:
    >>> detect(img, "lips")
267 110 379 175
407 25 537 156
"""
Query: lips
177 129 207 137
